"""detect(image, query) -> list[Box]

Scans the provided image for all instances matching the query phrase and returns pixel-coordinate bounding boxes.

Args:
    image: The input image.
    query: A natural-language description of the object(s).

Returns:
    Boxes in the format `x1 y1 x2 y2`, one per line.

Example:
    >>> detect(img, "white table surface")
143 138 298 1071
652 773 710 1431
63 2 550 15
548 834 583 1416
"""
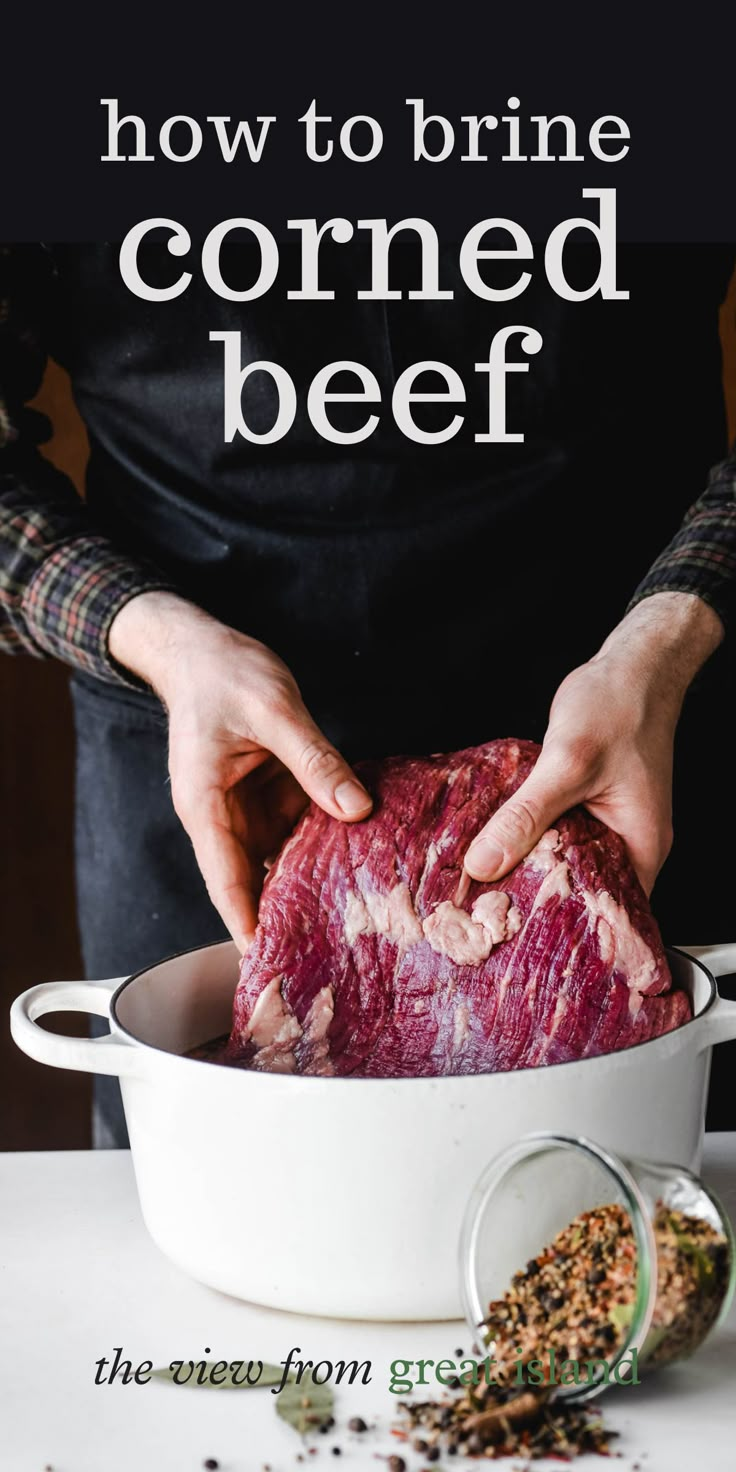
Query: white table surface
0 1137 734 1472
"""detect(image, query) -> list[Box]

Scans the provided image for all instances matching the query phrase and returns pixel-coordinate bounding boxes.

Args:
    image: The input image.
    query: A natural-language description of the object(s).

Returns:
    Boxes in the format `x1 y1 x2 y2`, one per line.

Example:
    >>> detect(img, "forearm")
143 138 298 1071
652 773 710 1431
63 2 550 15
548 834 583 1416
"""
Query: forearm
592 590 724 712
108 589 234 702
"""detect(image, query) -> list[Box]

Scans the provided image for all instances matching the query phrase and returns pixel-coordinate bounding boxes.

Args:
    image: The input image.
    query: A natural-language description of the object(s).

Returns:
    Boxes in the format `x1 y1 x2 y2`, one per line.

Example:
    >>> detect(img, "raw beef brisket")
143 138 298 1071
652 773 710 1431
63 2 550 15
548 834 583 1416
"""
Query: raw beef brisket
226 739 690 1076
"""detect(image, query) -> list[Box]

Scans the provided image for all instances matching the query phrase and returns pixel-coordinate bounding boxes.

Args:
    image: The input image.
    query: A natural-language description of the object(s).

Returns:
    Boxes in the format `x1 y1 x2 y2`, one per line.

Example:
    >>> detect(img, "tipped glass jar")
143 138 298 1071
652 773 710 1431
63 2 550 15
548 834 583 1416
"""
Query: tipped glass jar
459 1133 735 1404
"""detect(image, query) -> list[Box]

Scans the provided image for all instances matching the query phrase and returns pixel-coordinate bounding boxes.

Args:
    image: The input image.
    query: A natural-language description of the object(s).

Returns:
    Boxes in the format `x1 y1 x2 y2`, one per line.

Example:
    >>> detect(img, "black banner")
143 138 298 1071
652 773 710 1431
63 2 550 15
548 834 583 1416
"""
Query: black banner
3 4 735 241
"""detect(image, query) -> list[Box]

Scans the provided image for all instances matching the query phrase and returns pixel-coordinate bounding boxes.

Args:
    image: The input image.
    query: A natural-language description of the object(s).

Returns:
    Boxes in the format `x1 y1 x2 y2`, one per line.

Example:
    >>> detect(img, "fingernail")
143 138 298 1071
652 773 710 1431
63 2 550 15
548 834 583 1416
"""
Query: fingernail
465 836 504 878
335 780 372 817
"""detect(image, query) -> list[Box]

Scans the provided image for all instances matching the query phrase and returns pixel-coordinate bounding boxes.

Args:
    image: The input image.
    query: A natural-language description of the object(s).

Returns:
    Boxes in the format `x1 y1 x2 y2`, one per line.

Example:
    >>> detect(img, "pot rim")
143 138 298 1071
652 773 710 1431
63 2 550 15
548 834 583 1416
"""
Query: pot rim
108 942 718 1081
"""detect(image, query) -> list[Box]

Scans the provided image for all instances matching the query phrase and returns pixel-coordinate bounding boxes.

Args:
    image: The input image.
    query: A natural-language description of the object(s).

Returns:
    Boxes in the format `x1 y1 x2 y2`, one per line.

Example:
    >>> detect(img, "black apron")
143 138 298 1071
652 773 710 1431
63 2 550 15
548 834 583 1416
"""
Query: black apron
55 243 734 1145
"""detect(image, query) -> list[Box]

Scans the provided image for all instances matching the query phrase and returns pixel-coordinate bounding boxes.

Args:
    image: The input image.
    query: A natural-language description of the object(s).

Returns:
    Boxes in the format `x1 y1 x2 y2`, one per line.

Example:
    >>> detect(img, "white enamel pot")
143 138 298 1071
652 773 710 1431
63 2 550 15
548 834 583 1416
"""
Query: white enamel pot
10 942 736 1320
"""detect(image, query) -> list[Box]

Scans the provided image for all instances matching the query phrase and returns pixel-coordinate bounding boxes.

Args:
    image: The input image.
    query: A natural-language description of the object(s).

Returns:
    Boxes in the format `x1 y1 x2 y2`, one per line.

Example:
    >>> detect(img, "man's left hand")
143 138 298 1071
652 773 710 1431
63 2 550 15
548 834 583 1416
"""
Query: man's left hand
463 592 724 896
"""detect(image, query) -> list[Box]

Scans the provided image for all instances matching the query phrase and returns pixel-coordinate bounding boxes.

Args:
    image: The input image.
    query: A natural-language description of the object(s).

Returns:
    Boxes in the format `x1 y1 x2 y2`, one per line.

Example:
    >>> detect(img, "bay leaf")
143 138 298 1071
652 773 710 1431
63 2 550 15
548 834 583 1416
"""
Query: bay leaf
640 1323 669 1358
151 1360 284 1389
608 1303 669 1361
667 1220 720 1293
608 1301 634 1332
276 1371 334 1435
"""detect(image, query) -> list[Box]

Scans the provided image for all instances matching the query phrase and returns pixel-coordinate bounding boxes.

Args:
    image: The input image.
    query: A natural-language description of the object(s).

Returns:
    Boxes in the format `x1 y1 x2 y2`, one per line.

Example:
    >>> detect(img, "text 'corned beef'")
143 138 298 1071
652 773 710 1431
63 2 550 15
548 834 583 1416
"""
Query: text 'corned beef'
226 739 690 1076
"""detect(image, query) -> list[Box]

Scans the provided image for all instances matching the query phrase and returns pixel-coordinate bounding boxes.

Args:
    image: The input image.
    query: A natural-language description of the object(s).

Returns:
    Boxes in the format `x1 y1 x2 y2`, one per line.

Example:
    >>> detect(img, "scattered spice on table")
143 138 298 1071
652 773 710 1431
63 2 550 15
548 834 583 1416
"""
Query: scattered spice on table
399 1384 617 1462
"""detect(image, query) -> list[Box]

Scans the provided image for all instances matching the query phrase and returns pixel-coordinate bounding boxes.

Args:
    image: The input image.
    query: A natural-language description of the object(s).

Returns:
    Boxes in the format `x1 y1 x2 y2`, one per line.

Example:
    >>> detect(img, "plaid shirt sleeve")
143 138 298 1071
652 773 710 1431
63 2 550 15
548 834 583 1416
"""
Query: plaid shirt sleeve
627 445 736 626
0 244 174 688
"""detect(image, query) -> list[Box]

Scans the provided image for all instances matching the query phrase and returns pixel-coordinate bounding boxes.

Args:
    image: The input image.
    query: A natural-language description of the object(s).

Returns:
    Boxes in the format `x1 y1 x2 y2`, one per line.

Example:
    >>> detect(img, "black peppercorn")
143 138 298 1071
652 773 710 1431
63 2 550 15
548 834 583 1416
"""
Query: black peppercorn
426 1448 440 1463
348 1416 368 1433
331 1448 341 1457
204 1461 219 1471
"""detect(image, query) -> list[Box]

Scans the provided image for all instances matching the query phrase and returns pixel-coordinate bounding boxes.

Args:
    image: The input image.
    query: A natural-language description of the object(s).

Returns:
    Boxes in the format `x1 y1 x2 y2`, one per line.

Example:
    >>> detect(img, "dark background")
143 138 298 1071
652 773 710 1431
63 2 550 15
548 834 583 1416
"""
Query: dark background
1 363 91 1148
2 6 736 241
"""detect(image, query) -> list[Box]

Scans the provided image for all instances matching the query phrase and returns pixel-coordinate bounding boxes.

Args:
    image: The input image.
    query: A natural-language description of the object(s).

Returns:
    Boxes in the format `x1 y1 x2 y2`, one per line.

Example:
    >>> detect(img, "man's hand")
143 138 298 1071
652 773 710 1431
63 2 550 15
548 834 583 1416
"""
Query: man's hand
464 593 724 896
109 592 372 951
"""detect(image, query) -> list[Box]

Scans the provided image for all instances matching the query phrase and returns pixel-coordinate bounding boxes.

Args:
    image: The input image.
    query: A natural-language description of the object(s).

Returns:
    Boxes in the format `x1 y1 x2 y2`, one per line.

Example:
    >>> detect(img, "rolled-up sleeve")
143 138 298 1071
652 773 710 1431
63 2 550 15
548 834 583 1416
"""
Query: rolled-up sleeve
0 243 174 686
627 447 736 627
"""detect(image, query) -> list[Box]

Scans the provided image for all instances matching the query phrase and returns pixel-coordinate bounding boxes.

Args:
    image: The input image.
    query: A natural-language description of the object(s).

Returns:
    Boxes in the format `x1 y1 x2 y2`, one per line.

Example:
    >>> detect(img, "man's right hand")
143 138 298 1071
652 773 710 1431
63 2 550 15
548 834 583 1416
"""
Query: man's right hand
108 591 372 952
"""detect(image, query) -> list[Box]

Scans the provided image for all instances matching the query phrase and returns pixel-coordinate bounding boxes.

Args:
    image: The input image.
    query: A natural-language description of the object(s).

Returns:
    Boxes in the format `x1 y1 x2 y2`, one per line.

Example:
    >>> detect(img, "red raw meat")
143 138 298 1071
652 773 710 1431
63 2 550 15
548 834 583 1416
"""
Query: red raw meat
226 739 690 1076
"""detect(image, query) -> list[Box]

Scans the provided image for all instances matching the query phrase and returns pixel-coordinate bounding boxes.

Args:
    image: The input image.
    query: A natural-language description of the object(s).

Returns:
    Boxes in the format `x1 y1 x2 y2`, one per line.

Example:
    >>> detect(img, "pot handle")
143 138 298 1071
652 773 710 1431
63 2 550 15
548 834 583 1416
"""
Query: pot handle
677 943 736 979
675 944 736 1049
10 978 143 1078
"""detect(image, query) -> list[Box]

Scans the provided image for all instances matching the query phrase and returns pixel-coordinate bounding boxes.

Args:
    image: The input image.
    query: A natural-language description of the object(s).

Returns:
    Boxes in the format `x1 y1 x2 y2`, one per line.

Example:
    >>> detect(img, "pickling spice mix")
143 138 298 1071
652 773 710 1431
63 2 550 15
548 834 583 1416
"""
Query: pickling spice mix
391 1200 730 1460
